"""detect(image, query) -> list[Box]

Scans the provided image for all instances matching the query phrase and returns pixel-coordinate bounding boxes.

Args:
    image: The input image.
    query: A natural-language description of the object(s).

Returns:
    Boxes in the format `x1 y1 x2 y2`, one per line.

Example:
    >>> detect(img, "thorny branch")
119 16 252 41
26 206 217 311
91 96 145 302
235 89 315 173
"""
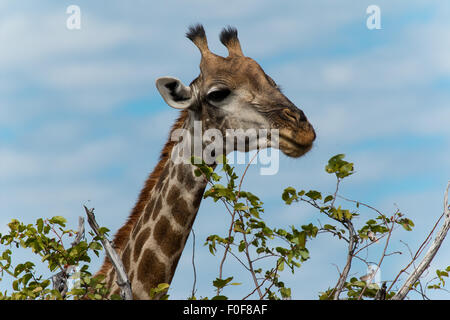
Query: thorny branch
83 206 133 300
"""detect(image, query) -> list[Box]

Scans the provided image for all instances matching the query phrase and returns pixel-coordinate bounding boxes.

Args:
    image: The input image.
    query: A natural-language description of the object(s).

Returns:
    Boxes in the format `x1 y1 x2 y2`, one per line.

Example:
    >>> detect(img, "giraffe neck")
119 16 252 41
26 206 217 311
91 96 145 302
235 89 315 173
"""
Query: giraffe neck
100 110 211 299
123 158 207 299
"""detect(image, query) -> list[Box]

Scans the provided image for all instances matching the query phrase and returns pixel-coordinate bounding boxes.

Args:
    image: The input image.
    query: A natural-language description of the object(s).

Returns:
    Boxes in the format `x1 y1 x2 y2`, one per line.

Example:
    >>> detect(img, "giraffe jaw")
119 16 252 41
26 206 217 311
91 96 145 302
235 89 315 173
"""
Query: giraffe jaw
278 127 315 158
279 135 314 158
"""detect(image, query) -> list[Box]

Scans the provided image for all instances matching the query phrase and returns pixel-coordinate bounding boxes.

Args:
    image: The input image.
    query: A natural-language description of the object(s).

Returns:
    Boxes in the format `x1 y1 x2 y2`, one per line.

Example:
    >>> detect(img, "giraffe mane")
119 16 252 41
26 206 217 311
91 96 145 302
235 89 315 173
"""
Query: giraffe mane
97 110 189 276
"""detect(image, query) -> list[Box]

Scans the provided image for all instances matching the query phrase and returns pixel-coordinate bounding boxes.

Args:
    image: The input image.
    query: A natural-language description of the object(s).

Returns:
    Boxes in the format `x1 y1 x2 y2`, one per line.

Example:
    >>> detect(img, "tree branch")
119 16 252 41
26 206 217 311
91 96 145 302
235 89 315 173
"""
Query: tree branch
83 206 133 300
391 182 450 300
190 229 197 299
332 220 357 300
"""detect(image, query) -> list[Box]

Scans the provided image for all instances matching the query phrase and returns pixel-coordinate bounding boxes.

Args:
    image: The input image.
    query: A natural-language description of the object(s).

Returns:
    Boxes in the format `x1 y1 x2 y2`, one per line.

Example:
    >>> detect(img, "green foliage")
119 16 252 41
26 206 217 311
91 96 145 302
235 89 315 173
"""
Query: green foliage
0 217 111 300
194 156 319 300
189 153 421 300
427 266 450 290
281 154 416 299
149 283 170 300
0 153 434 300
325 154 354 178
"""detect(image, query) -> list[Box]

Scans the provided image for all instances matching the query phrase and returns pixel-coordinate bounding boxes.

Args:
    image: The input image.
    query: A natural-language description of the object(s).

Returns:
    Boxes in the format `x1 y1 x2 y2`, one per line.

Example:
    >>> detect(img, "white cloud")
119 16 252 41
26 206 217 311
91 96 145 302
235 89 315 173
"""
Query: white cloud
0 149 40 179
0 12 136 68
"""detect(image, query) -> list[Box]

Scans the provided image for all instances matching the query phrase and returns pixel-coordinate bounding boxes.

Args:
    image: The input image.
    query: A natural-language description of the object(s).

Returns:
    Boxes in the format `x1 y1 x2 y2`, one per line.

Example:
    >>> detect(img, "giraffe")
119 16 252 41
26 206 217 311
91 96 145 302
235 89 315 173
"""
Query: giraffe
96 24 316 299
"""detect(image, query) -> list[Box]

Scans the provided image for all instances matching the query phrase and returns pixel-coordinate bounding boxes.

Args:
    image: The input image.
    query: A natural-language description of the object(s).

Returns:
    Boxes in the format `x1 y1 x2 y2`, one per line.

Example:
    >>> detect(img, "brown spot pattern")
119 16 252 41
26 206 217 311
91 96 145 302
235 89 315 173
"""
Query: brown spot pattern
162 180 169 195
142 198 156 225
134 227 151 261
153 216 184 257
122 245 131 273
177 165 185 184
131 217 143 240
172 197 190 226
192 187 205 209
166 185 180 204
152 198 162 220
184 166 196 190
137 249 167 295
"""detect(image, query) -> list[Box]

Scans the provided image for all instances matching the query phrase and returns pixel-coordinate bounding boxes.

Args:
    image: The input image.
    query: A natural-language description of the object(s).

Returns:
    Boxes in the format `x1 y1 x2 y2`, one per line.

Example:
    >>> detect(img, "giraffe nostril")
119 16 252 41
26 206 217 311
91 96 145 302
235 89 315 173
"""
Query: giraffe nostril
283 108 306 125
282 109 297 123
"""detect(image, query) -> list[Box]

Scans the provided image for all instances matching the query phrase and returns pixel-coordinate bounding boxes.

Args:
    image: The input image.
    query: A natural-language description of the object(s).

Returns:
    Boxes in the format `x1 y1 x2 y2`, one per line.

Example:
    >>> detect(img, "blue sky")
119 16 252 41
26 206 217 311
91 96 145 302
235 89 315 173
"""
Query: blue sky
0 0 449 299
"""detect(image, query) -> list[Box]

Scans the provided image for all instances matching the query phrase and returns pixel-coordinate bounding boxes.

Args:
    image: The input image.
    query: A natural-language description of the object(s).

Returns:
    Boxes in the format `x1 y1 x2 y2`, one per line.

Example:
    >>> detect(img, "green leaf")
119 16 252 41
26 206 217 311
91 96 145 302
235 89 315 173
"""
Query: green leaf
194 169 202 177
12 280 19 291
156 283 170 291
305 190 322 200
277 259 285 271
213 277 233 290
49 216 67 227
234 203 249 211
299 249 310 260
36 219 44 234
280 287 291 298
282 187 298 204
89 242 103 251
325 154 354 178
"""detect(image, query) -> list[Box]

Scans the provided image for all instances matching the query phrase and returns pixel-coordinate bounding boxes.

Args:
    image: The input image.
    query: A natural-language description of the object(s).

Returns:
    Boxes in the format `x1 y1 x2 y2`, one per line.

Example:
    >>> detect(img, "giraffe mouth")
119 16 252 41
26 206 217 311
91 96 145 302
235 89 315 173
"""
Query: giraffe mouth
279 136 313 158
278 127 315 158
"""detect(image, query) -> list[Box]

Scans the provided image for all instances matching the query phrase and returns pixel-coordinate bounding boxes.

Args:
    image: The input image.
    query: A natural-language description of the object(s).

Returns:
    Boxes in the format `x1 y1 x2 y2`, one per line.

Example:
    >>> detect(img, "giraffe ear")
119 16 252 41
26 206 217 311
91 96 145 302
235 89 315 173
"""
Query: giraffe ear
155 77 194 109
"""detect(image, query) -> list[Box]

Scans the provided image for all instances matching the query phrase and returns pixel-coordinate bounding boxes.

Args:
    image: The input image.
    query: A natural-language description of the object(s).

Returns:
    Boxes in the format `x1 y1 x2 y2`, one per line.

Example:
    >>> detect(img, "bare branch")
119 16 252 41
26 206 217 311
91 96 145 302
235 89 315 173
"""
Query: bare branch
71 216 85 247
391 182 450 300
83 206 133 300
332 220 357 300
190 229 197 299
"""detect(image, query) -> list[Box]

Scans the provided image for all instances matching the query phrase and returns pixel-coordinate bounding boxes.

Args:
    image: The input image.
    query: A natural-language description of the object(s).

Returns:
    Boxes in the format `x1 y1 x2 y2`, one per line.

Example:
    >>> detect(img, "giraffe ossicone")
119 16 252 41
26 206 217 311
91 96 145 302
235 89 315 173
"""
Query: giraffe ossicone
96 24 316 299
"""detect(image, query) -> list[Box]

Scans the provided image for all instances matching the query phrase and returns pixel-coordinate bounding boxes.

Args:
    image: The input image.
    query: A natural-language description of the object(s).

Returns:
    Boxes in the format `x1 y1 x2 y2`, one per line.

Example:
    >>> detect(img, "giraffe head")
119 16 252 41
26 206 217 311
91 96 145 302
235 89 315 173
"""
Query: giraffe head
156 24 316 159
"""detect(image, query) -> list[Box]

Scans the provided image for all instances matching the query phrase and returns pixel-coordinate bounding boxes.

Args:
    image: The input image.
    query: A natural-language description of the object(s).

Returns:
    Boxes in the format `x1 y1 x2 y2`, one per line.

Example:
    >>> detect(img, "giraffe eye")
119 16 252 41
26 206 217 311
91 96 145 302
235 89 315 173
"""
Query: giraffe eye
207 88 231 103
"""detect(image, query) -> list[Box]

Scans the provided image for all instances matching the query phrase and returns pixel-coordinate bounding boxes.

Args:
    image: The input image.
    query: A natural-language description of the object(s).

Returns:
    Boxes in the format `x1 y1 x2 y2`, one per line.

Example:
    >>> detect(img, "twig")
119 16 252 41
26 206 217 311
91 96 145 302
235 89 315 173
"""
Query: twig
238 213 263 299
83 206 133 300
332 220 357 300
217 206 237 296
391 182 450 300
387 212 445 293
353 232 389 256
190 229 197 299
260 261 283 300
338 195 385 220
218 243 252 272
330 178 341 209
358 220 395 299
399 239 422 295
237 150 259 196
217 152 261 298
